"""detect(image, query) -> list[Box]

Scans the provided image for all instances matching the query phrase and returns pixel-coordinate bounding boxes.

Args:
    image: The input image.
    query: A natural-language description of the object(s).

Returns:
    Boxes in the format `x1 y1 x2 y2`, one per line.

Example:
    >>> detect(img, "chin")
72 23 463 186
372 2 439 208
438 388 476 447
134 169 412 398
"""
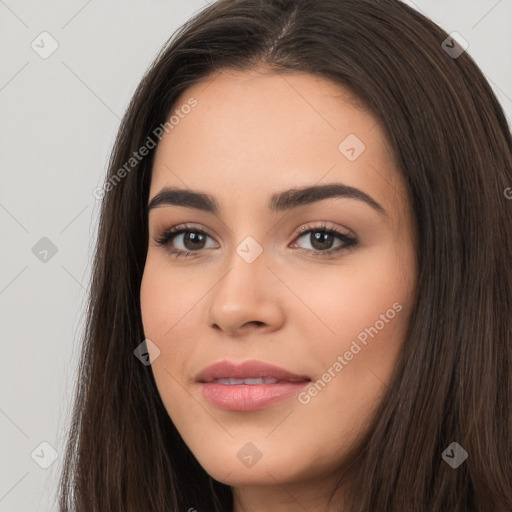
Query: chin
186 436 320 487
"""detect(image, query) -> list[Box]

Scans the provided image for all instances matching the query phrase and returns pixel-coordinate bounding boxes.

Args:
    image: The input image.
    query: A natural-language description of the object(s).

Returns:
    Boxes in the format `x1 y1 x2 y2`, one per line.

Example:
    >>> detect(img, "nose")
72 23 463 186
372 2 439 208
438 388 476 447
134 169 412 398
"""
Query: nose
206 243 285 336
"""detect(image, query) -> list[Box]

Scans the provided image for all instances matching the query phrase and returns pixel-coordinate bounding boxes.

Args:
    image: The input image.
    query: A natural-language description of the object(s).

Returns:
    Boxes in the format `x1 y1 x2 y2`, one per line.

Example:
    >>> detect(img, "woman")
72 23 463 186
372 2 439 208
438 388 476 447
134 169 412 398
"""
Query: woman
58 0 512 510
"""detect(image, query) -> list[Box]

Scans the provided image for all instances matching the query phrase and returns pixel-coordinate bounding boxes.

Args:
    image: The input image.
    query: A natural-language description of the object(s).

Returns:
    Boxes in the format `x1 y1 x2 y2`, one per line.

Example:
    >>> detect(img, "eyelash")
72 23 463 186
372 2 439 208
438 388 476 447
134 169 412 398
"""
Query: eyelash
154 222 358 259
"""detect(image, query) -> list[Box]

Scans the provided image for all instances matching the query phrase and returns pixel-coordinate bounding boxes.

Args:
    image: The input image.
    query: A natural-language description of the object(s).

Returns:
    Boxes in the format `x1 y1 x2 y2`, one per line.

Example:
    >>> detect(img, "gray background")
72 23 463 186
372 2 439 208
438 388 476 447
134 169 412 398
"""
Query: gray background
0 1 511 510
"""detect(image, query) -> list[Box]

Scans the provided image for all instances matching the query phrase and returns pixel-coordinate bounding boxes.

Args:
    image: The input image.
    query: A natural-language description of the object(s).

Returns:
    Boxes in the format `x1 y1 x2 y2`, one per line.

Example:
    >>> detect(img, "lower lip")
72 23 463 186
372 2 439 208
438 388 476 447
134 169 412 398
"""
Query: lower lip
199 381 310 411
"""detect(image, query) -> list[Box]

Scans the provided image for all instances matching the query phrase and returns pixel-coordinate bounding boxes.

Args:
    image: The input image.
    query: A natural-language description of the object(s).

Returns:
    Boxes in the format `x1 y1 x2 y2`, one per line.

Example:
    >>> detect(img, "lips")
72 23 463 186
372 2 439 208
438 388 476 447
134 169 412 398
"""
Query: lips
195 359 311 383
195 360 311 411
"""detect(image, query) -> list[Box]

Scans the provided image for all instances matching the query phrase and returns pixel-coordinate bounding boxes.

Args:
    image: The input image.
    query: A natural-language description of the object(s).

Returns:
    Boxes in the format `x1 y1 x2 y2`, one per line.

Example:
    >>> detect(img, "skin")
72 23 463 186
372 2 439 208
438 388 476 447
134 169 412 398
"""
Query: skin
140 66 418 512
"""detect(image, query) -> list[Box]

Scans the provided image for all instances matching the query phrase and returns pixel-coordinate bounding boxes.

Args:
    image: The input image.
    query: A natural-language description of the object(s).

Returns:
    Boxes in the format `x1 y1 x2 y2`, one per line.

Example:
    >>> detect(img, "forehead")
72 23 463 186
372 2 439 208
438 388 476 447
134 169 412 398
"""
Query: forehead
149 67 405 215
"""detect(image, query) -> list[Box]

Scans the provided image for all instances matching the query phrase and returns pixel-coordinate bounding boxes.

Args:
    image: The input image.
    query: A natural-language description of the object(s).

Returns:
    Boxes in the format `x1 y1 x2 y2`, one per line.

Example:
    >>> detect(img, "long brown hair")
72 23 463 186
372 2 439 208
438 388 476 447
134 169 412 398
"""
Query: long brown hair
57 0 512 510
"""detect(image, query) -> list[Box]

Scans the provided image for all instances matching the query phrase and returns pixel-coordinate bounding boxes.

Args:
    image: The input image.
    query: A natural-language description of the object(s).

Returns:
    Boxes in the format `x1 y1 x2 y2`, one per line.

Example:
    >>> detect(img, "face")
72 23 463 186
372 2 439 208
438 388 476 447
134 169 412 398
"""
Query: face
140 67 417 502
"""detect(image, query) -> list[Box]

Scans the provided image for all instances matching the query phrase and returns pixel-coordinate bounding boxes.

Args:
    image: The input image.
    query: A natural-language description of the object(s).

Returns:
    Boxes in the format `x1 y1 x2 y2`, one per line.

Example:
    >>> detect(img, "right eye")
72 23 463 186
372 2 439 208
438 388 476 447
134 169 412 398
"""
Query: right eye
155 224 218 257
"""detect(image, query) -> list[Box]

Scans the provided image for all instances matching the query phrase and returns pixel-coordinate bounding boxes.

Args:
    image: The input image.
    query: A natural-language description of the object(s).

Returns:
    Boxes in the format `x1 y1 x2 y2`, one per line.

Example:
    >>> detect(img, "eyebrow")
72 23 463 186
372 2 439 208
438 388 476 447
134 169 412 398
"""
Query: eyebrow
146 183 387 216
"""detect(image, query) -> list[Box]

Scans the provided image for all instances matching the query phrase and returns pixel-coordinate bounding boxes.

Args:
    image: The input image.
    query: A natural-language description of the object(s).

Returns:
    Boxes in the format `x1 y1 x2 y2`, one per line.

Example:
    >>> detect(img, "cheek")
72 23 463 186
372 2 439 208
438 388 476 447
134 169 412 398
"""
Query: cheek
140 259 192 389
140 261 197 419
140 264 196 370
298 246 412 338
140 254 198 339
294 245 414 401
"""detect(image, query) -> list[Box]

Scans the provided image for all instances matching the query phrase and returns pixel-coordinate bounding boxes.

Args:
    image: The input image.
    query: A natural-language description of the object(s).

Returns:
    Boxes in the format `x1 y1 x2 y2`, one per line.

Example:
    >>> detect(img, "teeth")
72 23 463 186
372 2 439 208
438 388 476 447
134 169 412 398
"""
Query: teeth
214 377 279 385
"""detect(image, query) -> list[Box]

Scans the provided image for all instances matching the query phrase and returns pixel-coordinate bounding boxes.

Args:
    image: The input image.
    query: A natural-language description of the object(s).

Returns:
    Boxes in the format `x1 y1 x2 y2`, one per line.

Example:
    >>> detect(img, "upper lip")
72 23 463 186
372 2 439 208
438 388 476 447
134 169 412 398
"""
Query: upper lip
195 359 311 383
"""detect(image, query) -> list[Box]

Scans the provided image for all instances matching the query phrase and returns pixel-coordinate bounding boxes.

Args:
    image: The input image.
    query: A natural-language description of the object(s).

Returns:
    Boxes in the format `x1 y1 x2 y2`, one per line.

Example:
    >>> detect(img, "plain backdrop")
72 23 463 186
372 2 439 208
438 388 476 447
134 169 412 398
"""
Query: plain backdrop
0 1 511 510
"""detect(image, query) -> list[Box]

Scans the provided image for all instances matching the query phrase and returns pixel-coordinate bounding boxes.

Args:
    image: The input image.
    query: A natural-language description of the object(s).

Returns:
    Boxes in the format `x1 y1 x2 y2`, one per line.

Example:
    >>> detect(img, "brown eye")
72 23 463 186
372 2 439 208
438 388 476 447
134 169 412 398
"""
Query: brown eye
179 231 208 250
155 225 217 257
308 231 337 251
292 225 358 256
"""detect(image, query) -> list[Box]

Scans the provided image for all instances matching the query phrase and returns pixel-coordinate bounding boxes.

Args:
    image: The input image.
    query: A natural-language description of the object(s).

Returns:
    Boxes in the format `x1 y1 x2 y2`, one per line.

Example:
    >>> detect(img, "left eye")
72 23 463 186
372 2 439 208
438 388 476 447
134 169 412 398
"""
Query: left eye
292 228 355 253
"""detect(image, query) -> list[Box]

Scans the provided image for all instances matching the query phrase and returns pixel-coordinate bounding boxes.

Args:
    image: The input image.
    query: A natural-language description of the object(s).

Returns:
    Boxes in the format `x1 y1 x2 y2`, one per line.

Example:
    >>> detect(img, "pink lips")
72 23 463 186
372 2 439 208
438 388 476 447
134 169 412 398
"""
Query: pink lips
195 360 311 411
